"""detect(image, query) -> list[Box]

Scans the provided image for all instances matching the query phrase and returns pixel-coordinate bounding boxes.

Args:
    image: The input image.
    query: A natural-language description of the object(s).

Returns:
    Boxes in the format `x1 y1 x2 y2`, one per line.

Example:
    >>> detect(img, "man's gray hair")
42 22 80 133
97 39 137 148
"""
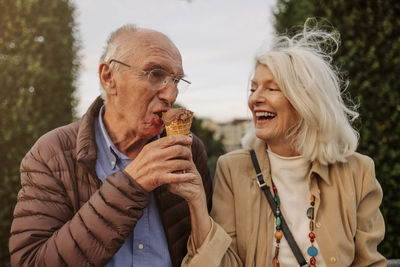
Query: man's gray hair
99 24 138 102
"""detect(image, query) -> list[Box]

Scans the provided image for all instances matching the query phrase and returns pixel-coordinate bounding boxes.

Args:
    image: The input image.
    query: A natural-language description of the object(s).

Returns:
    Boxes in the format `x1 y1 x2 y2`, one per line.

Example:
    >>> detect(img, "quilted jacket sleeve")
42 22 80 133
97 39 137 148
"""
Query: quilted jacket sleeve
191 135 213 211
9 134 150 266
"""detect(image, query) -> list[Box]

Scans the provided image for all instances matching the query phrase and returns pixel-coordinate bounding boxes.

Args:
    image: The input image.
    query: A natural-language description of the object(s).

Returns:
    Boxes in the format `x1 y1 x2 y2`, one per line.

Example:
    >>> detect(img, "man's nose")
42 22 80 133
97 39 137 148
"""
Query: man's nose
158 79 178 105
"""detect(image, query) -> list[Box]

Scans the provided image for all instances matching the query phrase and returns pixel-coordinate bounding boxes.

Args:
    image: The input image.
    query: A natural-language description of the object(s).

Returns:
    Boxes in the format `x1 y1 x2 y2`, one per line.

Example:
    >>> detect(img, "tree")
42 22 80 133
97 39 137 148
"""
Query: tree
273 0 400 258
0 0 79 264
172 104 226 178
273 0 315 35
191 116 226 178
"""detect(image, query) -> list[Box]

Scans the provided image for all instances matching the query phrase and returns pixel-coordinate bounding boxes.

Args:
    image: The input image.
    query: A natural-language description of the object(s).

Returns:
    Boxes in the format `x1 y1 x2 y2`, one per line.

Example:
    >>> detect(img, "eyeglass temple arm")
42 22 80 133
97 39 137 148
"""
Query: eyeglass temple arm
110 59 191 84
109 59 130 68
181 78 191 84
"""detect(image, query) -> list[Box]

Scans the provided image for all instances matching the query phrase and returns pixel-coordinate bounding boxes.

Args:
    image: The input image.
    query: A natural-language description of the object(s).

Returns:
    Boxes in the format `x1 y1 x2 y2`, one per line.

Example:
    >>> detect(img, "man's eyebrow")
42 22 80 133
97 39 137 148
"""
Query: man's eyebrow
143 62 166 70
143 62 185 77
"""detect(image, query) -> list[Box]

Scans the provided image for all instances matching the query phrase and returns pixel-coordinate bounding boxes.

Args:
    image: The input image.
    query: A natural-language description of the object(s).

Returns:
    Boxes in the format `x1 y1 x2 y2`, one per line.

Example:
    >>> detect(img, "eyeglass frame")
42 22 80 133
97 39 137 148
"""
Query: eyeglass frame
108 59 191 90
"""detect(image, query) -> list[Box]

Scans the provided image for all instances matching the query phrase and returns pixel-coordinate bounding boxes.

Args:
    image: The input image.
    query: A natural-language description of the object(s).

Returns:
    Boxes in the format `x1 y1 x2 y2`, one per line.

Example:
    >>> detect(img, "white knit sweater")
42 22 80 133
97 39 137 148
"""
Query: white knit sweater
267 148 327 267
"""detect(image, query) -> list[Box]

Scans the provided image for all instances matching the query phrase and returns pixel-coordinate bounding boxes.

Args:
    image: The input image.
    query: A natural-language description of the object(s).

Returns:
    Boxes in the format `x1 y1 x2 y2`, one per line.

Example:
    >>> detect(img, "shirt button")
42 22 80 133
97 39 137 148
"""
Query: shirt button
316 222 321 228
330 257 337 263
138 244 144 250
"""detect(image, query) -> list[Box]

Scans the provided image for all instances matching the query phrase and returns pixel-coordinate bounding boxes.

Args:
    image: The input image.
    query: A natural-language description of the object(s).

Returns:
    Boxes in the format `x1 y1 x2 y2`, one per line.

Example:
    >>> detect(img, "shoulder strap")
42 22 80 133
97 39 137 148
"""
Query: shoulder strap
249 150 307 266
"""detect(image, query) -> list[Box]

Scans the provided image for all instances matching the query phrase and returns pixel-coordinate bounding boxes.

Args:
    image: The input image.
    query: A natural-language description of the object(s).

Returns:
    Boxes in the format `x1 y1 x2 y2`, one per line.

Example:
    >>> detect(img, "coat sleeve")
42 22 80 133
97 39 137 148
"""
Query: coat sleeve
181 156 244 267
9 137 150 266
191 134 212 212
351 156 386 266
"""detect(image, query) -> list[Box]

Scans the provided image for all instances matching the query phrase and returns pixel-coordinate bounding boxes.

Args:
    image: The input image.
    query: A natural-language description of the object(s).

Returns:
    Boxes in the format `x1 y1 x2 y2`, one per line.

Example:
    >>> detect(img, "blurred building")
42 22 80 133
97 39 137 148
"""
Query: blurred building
202 118 251 152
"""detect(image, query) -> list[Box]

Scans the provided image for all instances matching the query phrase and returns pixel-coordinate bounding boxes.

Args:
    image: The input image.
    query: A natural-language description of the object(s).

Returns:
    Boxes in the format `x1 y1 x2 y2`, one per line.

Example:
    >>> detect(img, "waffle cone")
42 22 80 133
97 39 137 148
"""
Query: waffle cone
165 116 193 136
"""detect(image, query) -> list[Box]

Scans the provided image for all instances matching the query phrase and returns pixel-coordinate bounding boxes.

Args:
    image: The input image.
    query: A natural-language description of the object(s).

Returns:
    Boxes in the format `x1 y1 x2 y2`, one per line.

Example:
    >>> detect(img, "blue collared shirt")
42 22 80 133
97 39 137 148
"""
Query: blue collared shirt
94 105 172 267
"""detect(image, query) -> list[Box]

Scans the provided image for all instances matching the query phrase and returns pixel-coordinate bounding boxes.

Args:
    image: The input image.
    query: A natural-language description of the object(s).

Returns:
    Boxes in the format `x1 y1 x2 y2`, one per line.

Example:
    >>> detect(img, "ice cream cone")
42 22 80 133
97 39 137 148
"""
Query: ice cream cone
165 116 193 136
162 108 194 136
162 108 194 174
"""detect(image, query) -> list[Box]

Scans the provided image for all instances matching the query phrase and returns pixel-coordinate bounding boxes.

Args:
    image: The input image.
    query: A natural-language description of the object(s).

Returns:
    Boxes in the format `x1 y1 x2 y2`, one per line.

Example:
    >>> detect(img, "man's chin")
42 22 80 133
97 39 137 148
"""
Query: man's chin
145 126 164 138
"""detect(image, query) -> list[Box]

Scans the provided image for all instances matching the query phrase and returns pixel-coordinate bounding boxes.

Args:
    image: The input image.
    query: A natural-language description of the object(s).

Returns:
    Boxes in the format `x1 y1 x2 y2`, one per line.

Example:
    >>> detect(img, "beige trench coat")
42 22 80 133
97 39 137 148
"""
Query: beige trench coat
182 137 386 267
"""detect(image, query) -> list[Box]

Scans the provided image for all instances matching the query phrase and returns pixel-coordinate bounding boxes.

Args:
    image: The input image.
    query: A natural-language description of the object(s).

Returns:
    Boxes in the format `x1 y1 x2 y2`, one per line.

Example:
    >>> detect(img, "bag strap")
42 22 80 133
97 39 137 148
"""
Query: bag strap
249 149 307 266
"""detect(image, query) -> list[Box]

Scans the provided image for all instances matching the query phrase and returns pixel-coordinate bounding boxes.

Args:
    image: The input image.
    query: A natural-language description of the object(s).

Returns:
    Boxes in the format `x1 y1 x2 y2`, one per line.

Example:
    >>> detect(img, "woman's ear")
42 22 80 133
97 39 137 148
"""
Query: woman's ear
99 62 117 95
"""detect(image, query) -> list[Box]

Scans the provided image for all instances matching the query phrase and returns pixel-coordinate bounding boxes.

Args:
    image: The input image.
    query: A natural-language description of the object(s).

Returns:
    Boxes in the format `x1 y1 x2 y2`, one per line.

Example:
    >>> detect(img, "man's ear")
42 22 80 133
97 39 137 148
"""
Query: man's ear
99 62 117 95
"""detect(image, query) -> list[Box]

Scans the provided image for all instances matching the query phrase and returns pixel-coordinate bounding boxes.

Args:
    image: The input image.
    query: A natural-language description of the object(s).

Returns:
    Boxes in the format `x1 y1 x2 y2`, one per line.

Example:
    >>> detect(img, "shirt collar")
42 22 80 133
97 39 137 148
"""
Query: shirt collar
97 105 130 169
97 105 161 169
309 160 331 185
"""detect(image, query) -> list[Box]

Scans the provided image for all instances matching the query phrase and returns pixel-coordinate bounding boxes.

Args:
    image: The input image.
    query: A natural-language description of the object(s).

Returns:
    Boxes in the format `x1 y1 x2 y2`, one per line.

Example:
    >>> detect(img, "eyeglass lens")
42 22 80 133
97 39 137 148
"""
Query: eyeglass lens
148 69 189 92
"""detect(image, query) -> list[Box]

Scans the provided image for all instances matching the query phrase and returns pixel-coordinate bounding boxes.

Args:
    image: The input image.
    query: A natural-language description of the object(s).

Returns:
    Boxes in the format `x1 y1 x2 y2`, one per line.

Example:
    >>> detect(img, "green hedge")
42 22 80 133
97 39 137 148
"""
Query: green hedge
273 0 400 258
0 0 79 265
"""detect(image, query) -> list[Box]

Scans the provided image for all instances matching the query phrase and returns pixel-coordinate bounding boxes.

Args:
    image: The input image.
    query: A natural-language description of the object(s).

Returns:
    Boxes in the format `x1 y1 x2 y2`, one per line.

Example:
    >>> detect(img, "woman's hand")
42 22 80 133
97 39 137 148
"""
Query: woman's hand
167 150 212 249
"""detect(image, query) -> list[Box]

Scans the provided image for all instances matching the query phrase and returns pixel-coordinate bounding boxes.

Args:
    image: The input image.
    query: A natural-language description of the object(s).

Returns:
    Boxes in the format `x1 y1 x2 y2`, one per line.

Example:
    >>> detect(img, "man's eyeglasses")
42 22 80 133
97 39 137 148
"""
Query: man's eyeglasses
109 59 191 92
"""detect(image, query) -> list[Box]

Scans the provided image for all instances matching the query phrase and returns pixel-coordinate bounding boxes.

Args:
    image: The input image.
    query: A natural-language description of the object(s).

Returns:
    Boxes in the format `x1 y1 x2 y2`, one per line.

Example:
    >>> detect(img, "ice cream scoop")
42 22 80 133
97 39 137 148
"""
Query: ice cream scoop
162 108 193 136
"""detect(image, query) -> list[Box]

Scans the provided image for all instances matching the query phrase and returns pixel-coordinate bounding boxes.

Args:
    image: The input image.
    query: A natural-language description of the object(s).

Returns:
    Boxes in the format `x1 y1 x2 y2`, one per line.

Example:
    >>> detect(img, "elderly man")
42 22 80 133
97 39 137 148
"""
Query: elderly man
9 25 212 267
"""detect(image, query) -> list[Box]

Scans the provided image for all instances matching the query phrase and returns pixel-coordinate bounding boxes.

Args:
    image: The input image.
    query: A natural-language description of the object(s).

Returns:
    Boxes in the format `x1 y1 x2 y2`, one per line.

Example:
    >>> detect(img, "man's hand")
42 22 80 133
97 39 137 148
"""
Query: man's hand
124 135 196 192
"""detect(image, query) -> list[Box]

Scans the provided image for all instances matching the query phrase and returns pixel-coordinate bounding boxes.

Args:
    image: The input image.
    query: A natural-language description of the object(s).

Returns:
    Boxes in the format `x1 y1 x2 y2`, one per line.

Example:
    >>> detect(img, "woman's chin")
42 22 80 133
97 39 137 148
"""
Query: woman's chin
254 130 270 143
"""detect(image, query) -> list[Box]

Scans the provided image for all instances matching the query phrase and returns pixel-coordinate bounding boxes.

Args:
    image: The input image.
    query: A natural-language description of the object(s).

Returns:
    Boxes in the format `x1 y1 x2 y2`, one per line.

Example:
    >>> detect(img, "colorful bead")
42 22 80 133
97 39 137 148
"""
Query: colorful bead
307 246 318 257
270 182 317 267
310 256 316 265
275 231 283 239
274 247 280 257
307 207 314 219
275 195 280 205
272 257 280 267
307 195 317 266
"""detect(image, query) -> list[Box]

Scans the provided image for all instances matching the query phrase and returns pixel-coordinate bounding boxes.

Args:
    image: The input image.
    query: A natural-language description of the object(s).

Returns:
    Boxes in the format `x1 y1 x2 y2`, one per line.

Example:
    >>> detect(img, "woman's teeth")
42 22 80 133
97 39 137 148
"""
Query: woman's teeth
255 111 276 119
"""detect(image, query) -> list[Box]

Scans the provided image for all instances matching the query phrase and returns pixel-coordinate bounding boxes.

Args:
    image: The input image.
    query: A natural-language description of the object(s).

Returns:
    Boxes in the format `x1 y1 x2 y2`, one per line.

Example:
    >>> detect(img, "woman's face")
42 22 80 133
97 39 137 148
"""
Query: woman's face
248 64 299 155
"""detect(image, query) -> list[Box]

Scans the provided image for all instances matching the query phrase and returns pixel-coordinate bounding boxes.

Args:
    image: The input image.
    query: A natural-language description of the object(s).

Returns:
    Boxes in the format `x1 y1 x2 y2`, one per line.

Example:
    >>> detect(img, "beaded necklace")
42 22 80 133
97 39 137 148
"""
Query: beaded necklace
271 179 318 267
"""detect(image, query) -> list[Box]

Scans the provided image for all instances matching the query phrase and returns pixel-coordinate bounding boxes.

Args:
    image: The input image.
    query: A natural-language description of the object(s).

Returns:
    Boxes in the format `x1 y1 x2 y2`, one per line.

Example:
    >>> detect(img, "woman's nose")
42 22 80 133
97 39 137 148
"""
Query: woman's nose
250 87 266 104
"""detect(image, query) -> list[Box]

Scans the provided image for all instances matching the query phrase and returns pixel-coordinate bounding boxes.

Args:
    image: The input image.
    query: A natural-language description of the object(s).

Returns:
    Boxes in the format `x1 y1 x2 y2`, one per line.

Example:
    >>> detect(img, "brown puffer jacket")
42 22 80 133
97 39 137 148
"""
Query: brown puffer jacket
9 97 213 267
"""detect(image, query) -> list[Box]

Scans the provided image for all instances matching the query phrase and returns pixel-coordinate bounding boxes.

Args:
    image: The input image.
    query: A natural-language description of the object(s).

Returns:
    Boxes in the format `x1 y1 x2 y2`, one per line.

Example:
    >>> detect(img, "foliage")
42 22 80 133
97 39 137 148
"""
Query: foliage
173 104 226 179
0 0 79 264
273 0 400 258
273 0 315 35
191 117 226 179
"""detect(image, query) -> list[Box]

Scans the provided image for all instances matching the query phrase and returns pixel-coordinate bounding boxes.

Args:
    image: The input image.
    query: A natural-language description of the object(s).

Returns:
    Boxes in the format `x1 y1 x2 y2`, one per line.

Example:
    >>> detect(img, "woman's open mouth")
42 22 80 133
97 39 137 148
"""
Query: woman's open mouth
255 111 276 122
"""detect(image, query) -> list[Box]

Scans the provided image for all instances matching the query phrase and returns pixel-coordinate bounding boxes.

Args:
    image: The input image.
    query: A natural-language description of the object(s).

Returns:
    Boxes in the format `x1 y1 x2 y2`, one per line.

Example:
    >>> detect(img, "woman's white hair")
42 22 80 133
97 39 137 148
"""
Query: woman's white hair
98 24 138 102
244 19 359 165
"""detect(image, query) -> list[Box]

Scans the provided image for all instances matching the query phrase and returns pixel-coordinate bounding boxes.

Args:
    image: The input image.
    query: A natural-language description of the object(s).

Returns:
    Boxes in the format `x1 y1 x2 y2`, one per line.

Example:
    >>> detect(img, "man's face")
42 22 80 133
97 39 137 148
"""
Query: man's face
104 31 183 140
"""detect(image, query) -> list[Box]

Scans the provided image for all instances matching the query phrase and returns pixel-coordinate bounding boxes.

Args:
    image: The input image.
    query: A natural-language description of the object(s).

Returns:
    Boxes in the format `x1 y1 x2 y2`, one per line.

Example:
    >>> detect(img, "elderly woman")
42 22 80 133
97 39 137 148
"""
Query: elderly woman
180 23 386 267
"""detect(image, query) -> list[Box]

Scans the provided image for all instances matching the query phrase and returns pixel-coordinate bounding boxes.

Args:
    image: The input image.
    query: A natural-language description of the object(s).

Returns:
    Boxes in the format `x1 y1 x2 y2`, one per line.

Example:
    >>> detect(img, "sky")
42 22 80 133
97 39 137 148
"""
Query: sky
72 0 277 122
